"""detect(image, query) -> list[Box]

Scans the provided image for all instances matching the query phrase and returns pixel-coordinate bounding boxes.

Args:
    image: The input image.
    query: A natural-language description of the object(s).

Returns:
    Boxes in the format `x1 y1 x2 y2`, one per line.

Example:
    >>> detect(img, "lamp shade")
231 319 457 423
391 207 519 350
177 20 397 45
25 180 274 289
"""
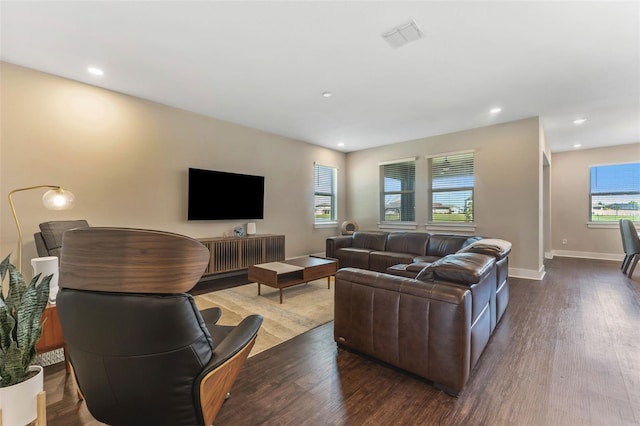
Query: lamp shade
42 188 75 210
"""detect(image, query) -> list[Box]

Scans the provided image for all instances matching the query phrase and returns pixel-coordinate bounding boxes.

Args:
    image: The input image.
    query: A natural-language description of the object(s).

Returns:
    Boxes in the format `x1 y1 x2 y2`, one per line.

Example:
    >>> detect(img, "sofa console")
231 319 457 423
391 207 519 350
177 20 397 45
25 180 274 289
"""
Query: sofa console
328 231 512 395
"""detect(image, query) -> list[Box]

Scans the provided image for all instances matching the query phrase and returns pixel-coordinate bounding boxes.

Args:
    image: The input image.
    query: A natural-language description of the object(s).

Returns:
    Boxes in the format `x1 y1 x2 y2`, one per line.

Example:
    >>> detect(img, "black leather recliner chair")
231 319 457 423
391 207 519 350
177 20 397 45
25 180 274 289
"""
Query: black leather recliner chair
57 227 262 426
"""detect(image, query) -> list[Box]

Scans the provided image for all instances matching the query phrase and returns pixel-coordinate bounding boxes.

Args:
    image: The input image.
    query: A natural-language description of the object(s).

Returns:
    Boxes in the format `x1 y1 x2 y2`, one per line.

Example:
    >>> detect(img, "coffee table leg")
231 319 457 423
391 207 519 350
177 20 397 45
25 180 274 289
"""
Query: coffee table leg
279 288 283 304
258 282 261 296
327 276 331 289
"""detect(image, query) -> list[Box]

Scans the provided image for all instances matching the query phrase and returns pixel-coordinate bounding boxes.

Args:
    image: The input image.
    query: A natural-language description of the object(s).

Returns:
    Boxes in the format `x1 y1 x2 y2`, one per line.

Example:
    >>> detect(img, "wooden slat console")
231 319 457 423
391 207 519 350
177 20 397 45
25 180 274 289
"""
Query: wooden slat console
198 234 285 276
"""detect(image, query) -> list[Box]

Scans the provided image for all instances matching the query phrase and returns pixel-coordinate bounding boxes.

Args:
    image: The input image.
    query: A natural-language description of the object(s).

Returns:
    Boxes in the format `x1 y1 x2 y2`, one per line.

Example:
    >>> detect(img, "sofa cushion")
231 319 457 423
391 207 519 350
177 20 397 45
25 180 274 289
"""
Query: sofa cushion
426 235 479 257
385 232 430 256
386 261 432 278
352 231 388 251
369 251 416 273
416 252 495 284
458 238 512 260
335 247 372 270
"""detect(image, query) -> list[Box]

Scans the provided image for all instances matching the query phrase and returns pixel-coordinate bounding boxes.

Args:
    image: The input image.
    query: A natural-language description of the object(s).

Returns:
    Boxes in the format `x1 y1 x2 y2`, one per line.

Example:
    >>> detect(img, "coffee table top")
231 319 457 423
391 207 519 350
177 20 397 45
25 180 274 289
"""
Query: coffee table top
282 256 336 268
252 262 303 274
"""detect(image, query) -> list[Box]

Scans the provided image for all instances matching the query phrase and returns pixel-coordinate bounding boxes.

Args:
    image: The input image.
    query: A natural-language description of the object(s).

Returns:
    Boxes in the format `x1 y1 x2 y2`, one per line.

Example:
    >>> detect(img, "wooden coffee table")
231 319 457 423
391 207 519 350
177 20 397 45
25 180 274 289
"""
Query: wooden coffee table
248 256 338 303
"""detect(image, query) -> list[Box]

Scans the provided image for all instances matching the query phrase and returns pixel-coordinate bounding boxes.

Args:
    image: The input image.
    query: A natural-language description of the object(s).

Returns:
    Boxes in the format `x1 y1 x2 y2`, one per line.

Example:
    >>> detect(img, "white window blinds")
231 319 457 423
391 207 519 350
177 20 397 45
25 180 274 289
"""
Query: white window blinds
430 152 474 222
314 163 337 223
380 159 416 222
590 162 640 222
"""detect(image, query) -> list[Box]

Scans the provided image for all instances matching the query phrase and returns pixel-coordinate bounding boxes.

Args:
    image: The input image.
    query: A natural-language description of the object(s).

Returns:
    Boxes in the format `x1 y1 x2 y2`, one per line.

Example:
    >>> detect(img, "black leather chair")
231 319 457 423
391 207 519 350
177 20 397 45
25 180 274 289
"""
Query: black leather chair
620 219 640 278
34 219 90 258
57 227 262 425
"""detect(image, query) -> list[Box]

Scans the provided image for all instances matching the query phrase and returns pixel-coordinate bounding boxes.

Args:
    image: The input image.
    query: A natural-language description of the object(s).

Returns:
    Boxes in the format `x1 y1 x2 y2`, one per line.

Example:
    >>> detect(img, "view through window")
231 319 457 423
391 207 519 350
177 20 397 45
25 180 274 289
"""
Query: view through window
314 163 337 223
430 152 474 222
380 160 416 222
590 162 640 222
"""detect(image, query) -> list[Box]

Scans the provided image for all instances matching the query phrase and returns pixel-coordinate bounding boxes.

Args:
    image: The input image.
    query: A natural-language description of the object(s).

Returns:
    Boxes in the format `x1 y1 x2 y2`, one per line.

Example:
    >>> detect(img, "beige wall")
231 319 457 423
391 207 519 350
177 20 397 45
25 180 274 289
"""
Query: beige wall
346 117 544 278
551 143 640 259
11 61 627 279
0 62 347 274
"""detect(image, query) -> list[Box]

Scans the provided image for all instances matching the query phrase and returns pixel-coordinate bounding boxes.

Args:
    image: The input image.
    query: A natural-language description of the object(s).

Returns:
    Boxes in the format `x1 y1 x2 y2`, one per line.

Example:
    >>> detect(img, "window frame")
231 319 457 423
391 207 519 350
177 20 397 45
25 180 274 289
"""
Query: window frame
379 157 417 225
427 150 475 224
588 161 640 224
313 162 338 226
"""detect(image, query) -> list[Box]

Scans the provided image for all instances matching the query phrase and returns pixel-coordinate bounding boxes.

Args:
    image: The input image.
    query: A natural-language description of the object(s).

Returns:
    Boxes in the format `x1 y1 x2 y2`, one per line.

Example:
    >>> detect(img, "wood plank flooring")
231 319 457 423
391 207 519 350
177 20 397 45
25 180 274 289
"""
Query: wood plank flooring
43 257 640 425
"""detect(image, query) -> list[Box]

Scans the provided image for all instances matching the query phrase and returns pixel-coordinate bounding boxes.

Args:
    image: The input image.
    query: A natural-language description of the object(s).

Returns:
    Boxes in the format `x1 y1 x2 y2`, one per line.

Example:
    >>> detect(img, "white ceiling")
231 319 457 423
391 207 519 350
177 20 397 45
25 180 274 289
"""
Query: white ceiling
1 1 639 153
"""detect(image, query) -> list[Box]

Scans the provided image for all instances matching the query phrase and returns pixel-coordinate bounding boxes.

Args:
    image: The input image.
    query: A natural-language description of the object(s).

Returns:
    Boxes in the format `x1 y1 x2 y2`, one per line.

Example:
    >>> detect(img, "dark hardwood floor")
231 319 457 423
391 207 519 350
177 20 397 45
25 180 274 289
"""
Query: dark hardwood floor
43 257 640 425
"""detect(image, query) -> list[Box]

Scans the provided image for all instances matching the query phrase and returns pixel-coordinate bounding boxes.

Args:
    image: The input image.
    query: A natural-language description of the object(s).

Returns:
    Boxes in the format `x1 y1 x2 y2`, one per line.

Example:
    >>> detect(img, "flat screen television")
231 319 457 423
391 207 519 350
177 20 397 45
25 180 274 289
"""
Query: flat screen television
188 168 265 220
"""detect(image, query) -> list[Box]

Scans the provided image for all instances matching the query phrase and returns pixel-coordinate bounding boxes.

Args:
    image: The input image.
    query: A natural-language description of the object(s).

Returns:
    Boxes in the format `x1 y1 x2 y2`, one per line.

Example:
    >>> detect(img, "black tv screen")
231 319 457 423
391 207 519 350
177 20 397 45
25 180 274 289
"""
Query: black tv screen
188 168 265 220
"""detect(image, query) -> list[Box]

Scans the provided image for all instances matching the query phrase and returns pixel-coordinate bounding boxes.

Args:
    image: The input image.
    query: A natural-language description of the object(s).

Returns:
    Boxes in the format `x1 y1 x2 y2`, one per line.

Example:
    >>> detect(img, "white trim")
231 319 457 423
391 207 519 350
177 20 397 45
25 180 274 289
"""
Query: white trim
309 251 327 258
587 221 640 230
314 222 338 229
425 149 475 159
378 222 418 230
588 160 640 168
545 251 554 259
509 266 546 280
426 223 476 233
378 156 417 166
552 250 624 261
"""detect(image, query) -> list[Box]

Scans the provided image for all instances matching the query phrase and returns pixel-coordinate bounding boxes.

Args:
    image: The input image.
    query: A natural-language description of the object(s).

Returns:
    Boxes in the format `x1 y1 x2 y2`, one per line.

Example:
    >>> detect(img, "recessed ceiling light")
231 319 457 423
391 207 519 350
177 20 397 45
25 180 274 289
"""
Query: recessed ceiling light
322 91 332 98
87 67 104 76
337 142 345 147
573 143 582 149
573 118 587 125
490 107 502 114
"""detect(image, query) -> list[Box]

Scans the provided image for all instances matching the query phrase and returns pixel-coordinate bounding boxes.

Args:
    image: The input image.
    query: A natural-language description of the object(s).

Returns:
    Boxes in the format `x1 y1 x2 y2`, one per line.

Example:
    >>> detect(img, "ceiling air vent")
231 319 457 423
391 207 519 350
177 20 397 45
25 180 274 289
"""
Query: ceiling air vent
381 20 424 48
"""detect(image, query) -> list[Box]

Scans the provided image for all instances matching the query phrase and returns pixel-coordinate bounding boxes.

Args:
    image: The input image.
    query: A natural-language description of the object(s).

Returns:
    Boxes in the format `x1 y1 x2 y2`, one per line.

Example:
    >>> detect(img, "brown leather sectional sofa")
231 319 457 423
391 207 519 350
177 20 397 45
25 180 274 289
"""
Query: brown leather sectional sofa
327 231 511 395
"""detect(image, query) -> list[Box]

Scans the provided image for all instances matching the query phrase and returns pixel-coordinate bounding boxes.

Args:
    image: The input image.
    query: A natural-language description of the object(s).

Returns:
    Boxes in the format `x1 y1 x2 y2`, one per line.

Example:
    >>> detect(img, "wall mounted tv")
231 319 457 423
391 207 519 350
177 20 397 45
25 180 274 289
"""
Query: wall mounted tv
188 168 265 220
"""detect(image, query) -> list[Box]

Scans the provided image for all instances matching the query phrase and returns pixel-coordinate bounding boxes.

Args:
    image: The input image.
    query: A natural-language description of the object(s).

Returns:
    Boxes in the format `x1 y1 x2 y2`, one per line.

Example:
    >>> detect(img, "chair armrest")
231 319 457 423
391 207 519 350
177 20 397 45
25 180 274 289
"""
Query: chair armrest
200 307 222 326
194 314 263 426
203 314 262 372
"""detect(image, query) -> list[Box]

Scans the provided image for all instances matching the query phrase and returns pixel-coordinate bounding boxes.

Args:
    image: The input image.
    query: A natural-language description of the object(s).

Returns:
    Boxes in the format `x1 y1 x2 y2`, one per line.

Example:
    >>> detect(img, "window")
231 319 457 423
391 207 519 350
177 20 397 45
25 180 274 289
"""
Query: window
590 162 640 222
429 152 474 222
380 159 416 222
314 163 337 224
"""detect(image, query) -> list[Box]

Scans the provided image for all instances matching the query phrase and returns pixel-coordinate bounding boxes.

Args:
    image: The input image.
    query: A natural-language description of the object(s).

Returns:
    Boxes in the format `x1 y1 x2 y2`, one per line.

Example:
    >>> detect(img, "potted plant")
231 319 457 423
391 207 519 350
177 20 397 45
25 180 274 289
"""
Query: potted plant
0 254 51 425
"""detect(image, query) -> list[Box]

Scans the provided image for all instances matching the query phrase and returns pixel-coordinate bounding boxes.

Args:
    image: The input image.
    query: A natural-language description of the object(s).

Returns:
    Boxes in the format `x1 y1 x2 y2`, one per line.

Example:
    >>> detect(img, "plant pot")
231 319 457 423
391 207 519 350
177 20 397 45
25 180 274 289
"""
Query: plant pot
0 365 44 426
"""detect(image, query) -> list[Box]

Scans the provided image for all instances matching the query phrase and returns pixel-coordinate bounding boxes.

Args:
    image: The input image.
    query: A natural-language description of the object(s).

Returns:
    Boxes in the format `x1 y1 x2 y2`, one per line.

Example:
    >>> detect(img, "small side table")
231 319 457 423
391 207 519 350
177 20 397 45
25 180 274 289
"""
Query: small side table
36 304 70 373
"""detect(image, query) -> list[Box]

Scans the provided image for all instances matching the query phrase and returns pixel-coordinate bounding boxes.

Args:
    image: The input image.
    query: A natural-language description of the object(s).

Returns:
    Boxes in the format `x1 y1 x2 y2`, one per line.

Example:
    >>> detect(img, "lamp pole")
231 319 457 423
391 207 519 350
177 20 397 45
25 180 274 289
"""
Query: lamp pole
8 185 75 271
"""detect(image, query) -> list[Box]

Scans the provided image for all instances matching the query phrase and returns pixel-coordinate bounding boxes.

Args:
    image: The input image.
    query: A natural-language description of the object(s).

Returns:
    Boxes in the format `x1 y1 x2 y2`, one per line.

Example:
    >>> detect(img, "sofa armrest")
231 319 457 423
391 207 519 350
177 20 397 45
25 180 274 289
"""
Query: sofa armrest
416 252 495 284
326 235 354 258
457 238 512 260
334 267 473 394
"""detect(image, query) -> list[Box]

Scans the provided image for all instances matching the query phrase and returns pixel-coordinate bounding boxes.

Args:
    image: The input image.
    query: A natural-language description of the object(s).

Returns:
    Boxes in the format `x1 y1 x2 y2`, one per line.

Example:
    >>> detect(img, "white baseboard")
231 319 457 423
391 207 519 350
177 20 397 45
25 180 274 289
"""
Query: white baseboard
544 251 554 259
509 266 546 280
552 250 623 262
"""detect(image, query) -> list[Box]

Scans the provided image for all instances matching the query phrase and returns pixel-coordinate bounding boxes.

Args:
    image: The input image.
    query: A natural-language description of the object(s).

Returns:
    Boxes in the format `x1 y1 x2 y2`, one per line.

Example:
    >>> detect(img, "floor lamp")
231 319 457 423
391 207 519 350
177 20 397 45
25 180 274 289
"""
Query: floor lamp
8 185 75 272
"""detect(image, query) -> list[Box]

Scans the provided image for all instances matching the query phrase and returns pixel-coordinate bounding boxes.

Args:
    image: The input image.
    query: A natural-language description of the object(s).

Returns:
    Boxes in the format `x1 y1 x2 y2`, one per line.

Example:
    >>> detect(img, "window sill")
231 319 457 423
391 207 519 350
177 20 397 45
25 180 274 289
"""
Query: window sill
587 221 640 230
426 222 476 233
314 222 338 229
378 222 418 231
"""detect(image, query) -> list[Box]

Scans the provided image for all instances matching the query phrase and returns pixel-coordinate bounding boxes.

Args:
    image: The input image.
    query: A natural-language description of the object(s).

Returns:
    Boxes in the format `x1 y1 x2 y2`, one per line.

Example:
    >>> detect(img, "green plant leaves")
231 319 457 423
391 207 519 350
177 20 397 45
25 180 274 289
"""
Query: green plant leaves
0 254 51 387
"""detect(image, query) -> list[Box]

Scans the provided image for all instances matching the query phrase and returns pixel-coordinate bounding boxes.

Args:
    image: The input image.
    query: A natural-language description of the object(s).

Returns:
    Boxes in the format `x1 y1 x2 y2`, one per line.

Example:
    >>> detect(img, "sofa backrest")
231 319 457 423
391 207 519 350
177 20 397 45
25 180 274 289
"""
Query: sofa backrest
352 231 388 251
36 220 90 258
426 234 480 257
385 232 430 256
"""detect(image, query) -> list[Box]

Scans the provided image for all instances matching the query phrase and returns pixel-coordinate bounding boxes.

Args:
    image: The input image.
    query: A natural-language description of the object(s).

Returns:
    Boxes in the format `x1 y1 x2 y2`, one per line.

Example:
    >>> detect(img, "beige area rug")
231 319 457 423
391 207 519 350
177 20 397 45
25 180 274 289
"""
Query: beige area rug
193 278 334 356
